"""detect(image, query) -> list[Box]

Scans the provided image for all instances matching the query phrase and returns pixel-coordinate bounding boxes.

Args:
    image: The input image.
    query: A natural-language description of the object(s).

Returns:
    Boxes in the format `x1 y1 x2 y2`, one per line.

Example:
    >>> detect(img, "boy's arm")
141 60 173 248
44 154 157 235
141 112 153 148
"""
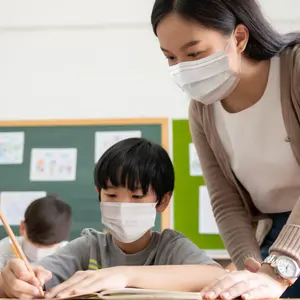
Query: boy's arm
36 235 90 289
47 263 226 298
126 264 226 292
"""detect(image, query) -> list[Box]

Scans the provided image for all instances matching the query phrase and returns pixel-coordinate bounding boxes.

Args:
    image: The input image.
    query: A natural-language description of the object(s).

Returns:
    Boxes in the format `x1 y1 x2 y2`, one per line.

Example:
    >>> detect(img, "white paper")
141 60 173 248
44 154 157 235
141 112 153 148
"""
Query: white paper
30 148 77 181
94 131 142 162
0 191 47 225
198 186 219 234
0 132 24 164
189 143 202 176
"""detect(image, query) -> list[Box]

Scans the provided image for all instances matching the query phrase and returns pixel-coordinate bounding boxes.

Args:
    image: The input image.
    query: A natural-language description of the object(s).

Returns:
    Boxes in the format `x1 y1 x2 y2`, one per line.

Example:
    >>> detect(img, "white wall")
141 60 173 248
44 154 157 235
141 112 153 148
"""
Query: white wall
0 0 299 120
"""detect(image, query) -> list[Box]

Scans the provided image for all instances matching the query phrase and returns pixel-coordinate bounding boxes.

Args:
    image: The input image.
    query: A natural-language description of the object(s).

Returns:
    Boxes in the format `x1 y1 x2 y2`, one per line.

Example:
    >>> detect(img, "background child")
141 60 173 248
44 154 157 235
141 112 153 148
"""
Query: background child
0 138 225 299
0 195 72 268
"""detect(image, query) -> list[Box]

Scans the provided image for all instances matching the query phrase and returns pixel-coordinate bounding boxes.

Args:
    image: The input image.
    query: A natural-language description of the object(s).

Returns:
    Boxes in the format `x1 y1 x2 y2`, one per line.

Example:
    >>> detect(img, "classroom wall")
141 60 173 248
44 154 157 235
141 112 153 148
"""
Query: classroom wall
0 0 300 121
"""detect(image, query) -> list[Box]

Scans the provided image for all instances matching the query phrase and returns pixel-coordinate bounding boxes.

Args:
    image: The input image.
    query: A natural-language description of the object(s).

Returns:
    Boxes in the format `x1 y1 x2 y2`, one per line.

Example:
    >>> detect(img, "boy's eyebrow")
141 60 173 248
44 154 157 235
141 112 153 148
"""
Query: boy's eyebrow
105 184 114 189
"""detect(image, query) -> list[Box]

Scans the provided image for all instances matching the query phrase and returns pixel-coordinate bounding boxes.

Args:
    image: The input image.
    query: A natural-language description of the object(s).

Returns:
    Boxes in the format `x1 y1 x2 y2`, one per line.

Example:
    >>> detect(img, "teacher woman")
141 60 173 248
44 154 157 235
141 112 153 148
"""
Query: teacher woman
151 0 300 299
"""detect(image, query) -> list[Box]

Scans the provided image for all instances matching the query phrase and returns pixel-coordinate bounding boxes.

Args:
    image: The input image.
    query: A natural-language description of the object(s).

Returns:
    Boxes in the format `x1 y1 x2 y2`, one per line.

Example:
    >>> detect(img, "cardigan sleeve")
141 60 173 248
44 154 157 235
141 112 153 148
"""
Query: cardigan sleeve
269 44 300 263
188 100 261 269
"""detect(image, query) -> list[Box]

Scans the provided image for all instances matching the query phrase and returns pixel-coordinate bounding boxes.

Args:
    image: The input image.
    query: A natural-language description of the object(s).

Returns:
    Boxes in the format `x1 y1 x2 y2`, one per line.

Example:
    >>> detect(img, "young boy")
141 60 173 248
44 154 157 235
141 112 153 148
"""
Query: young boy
0 138 225 299
0 195 72 268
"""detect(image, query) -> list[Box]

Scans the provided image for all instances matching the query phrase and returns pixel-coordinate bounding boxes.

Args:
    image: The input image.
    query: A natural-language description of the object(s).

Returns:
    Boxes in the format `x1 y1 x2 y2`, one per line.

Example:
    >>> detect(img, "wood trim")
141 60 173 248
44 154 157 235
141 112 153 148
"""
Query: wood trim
0 118 168 127
0 118 171 230
159 118 170 230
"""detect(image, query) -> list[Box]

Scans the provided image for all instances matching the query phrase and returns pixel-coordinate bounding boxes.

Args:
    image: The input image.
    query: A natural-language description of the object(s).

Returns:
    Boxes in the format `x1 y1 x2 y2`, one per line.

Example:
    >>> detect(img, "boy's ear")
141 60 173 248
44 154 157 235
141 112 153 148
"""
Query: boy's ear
156 192 172 213
19 220 25 236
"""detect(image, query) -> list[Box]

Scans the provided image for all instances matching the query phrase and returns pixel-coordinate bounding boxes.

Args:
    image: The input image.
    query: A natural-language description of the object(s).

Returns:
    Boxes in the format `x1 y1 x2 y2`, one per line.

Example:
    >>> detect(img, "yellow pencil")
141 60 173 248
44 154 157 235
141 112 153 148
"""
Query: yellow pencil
0 211 44 297
9 239 20 258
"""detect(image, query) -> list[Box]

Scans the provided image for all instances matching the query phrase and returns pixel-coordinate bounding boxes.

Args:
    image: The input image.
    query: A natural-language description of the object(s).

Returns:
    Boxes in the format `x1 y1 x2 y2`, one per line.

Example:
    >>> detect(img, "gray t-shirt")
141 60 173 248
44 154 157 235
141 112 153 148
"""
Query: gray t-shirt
39 228 216 289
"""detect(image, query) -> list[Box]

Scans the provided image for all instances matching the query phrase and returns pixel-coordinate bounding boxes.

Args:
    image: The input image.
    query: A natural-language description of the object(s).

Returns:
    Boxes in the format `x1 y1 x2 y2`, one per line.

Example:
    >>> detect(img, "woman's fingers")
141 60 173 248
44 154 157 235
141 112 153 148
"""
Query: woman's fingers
219 278 258 300
244 258 261 273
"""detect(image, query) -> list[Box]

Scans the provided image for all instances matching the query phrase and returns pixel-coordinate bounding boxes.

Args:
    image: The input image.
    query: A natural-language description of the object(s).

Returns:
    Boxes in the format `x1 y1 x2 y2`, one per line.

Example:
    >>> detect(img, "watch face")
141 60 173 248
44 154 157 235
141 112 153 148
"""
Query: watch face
277 256 298 278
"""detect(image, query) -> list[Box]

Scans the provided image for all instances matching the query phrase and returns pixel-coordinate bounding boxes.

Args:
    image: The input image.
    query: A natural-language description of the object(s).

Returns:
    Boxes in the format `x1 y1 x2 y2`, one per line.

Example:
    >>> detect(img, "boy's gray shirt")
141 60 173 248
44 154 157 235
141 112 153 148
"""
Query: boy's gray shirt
39 229 217 289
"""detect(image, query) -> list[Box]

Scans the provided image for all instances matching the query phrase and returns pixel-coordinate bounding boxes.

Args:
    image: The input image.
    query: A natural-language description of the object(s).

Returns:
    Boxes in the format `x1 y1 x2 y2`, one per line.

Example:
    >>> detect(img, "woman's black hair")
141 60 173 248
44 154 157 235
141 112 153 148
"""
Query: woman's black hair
151 0 300 60
94 137 175 205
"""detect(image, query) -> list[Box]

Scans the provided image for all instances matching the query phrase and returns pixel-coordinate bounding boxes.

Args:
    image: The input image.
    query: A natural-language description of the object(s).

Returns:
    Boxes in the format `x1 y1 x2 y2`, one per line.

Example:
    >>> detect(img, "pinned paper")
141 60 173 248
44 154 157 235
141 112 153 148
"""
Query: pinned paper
30 148 77 181
189 143 202 176
0 132 24 164
198 186 219 234
0 191 47 225
94 131 142 162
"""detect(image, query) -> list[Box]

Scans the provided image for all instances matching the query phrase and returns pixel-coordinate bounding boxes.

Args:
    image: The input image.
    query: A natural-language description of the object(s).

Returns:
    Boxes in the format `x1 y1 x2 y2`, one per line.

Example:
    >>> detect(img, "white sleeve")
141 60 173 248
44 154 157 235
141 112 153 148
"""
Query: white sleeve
0 237 16 269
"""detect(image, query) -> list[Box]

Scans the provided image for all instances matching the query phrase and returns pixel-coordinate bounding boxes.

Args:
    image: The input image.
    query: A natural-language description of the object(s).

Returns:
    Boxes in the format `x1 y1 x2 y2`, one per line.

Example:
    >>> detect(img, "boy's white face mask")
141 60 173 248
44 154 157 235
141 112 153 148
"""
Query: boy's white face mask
100 202 157 243
169 35 239 105
22 239 67 262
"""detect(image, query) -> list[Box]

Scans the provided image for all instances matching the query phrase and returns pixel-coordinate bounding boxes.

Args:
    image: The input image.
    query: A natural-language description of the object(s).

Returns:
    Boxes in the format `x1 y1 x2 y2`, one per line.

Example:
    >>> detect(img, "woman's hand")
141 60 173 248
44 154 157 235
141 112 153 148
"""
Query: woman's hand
244 257 261 273
45 267 130 299
201 269 287 300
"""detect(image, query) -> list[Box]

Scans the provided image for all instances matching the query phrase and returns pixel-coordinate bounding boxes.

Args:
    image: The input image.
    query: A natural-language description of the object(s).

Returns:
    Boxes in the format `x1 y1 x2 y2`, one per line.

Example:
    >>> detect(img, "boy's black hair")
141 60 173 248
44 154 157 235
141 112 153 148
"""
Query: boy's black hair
94 137 175 204
24 195 72 245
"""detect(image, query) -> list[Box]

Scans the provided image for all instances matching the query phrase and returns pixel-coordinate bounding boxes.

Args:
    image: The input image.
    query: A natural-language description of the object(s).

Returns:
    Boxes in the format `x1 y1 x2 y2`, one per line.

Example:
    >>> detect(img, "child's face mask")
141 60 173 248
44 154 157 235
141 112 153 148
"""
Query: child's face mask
22 239 65 262
100 202 157 243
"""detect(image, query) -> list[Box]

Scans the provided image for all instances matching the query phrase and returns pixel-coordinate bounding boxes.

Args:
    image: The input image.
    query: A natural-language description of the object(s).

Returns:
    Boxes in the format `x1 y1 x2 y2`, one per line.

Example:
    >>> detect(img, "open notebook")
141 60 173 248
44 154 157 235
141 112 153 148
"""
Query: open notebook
59 288 203 300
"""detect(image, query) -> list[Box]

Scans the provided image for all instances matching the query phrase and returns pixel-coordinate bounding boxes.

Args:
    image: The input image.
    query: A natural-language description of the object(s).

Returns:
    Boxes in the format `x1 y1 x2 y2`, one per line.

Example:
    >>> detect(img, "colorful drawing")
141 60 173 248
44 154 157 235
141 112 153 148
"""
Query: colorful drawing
94 131 142 162
29 148 77 181
0 191 47 225
0 132 24 164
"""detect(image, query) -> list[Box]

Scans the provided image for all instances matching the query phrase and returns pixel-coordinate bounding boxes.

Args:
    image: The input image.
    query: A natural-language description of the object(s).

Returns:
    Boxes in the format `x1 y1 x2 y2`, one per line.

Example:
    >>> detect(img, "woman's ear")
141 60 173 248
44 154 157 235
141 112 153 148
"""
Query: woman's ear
234 24 249 53
156 192 172 213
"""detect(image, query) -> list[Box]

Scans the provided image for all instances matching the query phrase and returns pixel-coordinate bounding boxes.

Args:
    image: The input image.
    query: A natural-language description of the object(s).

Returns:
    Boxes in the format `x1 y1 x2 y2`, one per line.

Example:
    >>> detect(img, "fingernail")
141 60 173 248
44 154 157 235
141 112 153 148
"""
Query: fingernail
221 292 230 300
40 278 44 286
33 288 40 296
205 291 215 299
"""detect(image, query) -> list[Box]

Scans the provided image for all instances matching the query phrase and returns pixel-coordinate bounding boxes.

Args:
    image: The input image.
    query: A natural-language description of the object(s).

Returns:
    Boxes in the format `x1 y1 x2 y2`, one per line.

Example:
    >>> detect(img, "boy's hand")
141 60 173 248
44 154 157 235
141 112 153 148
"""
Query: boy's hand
46 267 130 299
1 258 52 299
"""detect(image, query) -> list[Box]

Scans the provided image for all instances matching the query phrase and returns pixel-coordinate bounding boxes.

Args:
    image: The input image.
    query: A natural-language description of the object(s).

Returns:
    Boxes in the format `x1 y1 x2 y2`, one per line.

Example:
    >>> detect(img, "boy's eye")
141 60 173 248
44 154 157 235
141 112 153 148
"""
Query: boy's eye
105 193 117 198
132 195 144 200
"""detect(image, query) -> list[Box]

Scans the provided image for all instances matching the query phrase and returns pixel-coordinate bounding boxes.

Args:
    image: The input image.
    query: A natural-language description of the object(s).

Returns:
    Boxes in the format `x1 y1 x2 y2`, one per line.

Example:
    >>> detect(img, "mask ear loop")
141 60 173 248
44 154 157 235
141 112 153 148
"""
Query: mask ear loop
224 30 235 54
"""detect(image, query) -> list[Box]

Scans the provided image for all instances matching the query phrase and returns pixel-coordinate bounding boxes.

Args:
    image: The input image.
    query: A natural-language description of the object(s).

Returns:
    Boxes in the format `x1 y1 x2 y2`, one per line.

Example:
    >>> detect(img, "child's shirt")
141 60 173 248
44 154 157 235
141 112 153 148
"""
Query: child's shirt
0 236 24 269
0 236 68 269
39 228 217 289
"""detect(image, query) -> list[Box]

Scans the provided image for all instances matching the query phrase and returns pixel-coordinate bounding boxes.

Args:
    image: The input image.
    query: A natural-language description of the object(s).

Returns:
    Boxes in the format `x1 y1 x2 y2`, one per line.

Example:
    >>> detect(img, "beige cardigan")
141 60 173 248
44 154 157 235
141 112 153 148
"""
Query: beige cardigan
189 44 300 270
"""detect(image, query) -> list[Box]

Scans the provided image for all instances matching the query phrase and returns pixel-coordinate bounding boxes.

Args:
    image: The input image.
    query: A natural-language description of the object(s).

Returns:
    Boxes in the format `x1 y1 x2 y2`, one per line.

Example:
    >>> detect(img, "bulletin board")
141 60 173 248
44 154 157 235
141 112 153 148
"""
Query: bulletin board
172 119 227 258
0 118 170 240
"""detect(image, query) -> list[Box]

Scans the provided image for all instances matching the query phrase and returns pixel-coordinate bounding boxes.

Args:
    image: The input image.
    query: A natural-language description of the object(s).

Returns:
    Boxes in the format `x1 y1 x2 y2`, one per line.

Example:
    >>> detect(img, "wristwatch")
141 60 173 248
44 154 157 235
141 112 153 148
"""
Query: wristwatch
263 254 300 285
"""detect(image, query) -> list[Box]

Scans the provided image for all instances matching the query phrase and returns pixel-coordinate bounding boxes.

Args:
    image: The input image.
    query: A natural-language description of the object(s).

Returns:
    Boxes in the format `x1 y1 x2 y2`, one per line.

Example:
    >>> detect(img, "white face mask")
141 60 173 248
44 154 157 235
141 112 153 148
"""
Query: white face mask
100 202 157 243
22 238 67 262
169 37 239 105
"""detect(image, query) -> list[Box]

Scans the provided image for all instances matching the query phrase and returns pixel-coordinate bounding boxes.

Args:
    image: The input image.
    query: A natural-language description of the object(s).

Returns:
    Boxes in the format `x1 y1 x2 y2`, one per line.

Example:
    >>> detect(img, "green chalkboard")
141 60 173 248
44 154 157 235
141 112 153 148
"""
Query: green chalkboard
0 119 169 240
172 119 225 250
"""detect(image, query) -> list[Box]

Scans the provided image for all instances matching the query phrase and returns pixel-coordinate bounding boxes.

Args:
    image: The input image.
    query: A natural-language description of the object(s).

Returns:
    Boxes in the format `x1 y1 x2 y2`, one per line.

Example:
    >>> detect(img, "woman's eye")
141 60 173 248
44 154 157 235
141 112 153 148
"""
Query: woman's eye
166 56 176 61
188 52 201 58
